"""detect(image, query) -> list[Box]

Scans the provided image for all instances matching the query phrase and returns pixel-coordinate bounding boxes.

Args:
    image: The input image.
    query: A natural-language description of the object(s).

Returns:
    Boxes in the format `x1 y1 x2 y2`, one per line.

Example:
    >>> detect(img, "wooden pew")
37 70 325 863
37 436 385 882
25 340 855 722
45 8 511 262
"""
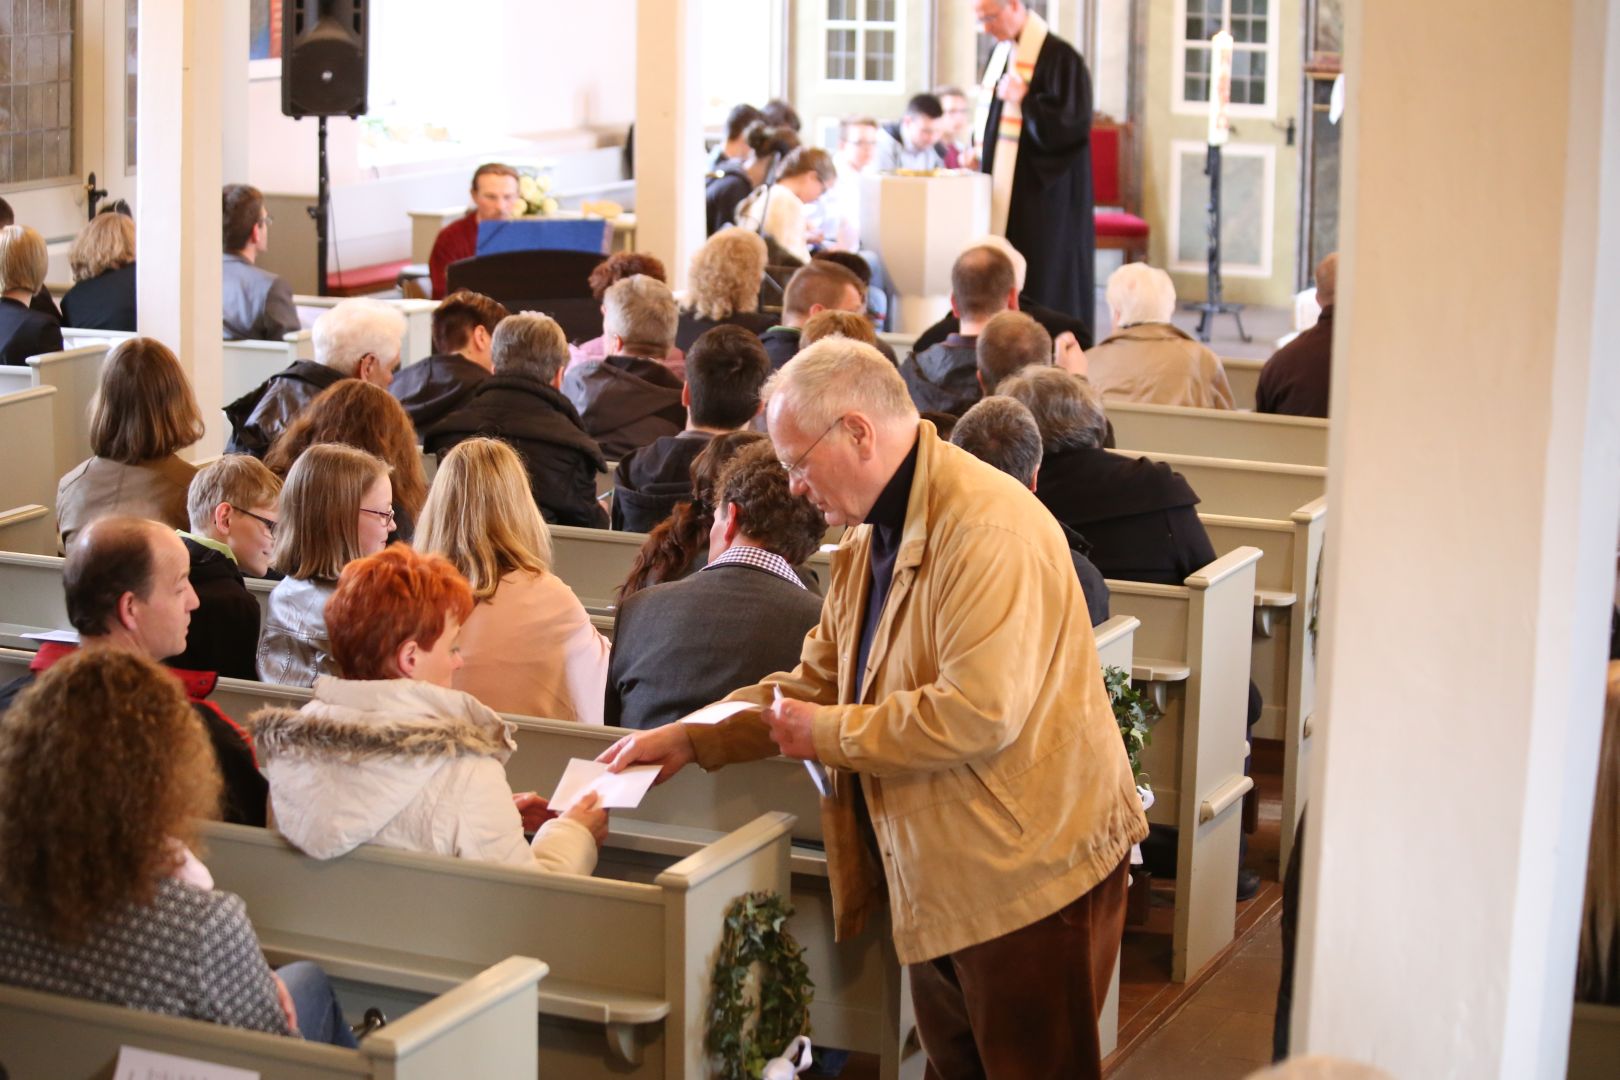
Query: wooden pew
0 955 546 1079
201 815 793 1080
0 506 56 558
1108 546 1261 982
1115 448 1327 520
0 389 60 548
1104 399 1328 466
58 326 134 351
0 550 276 631
222 334 308 404
1223 357 1263 411
1202 499 1327 873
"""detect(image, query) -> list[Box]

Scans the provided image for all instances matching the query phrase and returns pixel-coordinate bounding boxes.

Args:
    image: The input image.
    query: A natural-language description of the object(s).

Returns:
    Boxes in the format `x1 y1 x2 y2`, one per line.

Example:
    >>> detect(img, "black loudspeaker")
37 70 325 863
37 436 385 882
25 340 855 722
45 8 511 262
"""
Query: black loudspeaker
281 1 369 119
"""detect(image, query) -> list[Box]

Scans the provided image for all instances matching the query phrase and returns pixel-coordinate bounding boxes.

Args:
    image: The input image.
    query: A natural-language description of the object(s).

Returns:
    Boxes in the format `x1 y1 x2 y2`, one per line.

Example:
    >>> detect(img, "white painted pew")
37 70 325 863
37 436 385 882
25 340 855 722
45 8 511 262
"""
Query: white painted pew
1223 356 1263 411
1105 399 1328 466
296 295 438 366
222 334 309 405
0 506 56 557
58 326 134 351
1115 448 1327 520
28 343 112 482
1569 1002 1620 1080
0 389 60 545
1203 499 1327 873
1107 546 1261 982
0 956 545 1080
201 815 793 1080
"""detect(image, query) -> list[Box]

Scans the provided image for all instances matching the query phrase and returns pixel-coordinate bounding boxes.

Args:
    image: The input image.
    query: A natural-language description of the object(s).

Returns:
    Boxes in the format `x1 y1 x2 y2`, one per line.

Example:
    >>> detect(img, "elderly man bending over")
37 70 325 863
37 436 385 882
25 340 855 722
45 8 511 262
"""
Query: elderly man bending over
601 339 1147 1079
225 298 406 457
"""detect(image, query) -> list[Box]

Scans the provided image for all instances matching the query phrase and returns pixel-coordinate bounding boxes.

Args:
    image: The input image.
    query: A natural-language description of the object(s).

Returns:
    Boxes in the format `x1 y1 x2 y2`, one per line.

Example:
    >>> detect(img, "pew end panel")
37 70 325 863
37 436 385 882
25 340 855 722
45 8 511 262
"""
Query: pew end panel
0 388 60 540
27 344 110 482
1094 614 1140 675
0 504 58 557
0 955 545 1080
1282 497 1327 874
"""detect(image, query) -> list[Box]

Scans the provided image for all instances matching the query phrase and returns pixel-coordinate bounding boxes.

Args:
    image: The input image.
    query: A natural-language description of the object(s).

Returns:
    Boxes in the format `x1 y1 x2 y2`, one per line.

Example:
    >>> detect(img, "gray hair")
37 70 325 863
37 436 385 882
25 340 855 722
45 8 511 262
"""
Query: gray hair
997 366 1109 453
603 274 678 352
1105 262 1177 326
951 396 1043 488
763 337 917 434
312 298 407 375
492 312 569 382
976 310 1052 391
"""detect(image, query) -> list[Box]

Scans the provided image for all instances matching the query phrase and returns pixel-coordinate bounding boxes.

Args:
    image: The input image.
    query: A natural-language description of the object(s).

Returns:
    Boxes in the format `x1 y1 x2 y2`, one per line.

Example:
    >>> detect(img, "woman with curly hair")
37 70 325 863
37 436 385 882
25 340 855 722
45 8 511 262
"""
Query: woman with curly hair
57 336 206 547
247 544 606 874
616 429 765 603
674 228 776 351
565 250 685 378
0 649 356 1045
416 437 610 723
264 379 426 542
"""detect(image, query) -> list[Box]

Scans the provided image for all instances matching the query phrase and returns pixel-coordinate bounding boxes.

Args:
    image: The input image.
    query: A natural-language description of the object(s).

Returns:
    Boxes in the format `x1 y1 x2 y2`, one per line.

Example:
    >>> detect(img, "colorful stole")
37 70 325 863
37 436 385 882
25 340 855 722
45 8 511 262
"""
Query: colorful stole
978 10 1049 236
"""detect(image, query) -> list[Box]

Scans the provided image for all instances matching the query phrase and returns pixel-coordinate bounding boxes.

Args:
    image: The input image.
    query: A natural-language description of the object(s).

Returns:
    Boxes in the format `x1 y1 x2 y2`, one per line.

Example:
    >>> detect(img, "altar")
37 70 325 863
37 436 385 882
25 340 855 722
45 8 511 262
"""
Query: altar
860 172 992 334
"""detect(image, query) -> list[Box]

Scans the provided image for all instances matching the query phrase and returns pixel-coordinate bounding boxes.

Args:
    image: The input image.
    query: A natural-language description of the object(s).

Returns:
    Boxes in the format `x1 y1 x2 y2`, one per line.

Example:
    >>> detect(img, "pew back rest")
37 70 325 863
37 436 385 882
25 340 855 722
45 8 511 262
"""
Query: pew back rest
1222 357 1263 411
1104 399 1328 466
1115 448 1326 519
0 389 60 538
28 343 111 482
222 338 300 405
0 955 545 1080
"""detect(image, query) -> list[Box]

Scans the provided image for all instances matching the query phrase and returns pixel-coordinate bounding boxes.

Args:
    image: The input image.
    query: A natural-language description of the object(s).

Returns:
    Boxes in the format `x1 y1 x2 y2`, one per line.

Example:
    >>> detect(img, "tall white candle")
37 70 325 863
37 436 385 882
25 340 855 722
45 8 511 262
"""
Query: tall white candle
1208 29 1234 147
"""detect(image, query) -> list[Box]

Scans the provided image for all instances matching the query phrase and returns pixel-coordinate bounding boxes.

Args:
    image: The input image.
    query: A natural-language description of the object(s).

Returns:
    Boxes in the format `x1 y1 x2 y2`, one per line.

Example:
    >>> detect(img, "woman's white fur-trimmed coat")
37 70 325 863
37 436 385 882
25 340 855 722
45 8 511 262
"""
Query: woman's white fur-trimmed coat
245 677 597 876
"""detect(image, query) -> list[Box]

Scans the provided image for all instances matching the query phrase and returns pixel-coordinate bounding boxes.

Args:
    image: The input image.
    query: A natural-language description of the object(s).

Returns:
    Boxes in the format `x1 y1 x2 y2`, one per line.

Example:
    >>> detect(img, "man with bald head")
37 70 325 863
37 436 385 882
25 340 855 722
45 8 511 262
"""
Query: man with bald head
600 339 1147 1077
900 245 1018 416
0 517 267 825
1257 252 1338 417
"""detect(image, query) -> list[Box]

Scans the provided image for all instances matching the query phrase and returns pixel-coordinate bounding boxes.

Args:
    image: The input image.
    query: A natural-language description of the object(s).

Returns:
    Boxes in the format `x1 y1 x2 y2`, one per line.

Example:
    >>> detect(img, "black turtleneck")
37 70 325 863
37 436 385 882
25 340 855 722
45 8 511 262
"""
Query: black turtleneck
854 438 920 690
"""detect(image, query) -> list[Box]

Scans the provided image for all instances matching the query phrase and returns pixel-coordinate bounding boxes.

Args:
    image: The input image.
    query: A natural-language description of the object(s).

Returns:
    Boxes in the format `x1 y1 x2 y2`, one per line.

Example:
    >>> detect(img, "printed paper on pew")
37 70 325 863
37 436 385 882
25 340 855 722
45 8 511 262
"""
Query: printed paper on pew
679 700 757 726
115 1046 259 1080
549 758 660 813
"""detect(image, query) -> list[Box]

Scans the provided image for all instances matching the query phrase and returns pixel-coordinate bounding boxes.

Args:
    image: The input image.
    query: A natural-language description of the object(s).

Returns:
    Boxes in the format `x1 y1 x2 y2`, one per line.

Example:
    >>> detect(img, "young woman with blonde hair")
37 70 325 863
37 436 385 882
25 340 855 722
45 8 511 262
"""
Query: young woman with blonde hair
57 336 206 546
257 444 392 687
0 224 62 366
0 649 356 1045
416 437 609 723
265 379 427 542
61 211 138 331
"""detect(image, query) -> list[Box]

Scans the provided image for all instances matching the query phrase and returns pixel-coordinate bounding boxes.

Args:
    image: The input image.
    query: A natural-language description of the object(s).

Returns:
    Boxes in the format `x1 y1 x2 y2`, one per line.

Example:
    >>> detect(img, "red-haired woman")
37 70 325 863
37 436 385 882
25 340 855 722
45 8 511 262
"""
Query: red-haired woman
245 545 606 874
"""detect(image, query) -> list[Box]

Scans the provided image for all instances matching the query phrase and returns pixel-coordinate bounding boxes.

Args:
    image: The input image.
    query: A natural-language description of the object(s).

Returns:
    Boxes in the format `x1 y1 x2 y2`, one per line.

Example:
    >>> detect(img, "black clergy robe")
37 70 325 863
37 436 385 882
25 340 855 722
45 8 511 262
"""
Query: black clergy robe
981 31 1096 337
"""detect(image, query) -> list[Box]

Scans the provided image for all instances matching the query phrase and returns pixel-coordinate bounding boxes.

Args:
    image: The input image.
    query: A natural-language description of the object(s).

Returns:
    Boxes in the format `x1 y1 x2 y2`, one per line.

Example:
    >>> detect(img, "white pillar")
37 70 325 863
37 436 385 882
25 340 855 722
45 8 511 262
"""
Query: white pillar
1294 1 1620 1076
634 0 705 290
219 0 251 183
136 0 225 456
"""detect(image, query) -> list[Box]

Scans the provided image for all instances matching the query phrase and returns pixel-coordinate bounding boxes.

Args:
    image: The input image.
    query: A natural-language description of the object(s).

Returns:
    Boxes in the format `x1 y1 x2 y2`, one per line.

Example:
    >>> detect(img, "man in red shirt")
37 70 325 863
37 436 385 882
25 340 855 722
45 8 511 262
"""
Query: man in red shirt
428 163 523 299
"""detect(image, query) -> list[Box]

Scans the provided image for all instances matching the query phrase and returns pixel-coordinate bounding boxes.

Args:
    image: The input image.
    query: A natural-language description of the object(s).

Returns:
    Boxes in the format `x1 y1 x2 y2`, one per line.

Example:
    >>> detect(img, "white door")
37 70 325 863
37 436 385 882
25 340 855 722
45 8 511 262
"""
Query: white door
1 0 136 251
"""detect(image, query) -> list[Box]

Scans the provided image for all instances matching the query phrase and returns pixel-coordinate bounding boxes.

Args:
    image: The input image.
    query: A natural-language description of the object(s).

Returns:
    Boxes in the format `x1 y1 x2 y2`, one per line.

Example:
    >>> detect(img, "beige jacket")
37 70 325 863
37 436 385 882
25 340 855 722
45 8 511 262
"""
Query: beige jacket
56 455 195 549
1085 322 1236 409
452 569 611 724
688 423 1148 964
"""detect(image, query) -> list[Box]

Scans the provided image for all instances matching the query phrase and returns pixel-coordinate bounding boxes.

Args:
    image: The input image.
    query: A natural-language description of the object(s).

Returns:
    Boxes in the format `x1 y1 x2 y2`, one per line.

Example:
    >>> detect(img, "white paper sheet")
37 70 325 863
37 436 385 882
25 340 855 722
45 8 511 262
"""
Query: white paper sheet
773 686 834 797
679 700 757 726
21 628 79 644
548 758 660 813
115 1046 259 1080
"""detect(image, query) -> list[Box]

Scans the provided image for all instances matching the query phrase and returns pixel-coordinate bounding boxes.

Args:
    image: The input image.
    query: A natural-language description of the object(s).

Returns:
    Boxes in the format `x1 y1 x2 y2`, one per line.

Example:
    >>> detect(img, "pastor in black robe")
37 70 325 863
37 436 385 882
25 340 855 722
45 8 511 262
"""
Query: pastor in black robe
981 31 1096 338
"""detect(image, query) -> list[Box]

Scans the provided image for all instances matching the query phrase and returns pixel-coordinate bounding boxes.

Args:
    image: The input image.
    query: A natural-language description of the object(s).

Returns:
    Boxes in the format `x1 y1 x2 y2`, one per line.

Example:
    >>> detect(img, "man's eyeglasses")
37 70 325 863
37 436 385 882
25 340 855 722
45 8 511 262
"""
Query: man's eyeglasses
229 505 277 535
779 416 845 480
258 214 273 226
360 506 397 528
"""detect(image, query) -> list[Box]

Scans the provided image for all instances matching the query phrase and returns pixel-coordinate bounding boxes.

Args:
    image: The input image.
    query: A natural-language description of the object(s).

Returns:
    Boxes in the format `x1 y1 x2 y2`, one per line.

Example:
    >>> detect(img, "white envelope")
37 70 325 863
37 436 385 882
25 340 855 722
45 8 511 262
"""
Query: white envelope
548 758 660 813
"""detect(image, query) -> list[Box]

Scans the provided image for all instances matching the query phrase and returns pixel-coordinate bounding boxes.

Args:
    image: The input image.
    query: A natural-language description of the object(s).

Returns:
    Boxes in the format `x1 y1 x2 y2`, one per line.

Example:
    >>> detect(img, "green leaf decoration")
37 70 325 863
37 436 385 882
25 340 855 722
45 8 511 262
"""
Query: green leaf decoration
1106 664 1159 796
705 890 815 1080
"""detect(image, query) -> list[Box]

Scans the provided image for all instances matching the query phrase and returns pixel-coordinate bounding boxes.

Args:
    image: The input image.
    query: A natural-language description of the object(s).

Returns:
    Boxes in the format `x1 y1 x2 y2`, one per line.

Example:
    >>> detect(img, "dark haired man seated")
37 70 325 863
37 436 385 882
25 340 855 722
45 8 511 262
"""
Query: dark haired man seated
900 245 1018 416
389 290 510 428
951 395 1109 625
612 325 770 533
0 517 267 826
760 260 868 370
605 440 826 730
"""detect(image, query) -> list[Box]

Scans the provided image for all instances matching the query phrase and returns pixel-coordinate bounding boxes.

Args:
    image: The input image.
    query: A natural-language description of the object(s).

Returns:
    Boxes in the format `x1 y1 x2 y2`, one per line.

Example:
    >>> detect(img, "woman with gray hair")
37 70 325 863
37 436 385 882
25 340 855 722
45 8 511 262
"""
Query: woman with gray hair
998 365 1216 584
1084 262 1235 409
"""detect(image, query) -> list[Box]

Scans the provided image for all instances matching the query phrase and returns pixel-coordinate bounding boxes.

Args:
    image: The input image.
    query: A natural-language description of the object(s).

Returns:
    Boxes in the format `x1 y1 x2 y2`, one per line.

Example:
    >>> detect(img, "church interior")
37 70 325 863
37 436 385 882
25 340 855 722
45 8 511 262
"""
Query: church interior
0 1 1614 1078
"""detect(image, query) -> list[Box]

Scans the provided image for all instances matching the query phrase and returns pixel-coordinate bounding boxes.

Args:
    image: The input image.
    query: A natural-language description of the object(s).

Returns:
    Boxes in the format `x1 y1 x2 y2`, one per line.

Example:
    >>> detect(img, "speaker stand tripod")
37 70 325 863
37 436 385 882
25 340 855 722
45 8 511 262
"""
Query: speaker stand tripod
1185 143 1251 345
306 116 332 297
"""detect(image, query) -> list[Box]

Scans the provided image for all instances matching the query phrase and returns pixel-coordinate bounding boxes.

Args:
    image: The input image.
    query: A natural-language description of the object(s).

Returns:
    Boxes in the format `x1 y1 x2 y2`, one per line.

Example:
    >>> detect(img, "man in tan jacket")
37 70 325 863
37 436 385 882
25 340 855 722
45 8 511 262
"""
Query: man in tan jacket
601 339 1148 1078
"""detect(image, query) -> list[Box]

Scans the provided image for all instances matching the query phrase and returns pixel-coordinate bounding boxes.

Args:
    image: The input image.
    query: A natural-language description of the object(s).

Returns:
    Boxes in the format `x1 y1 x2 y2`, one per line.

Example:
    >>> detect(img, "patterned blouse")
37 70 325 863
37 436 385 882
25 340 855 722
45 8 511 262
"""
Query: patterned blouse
0 876 288 1034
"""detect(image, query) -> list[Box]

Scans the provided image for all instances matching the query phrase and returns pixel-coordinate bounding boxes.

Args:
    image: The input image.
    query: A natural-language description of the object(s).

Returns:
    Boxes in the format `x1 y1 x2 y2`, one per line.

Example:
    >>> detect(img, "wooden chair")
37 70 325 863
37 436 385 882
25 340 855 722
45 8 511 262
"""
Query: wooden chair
0 956 545 1080
1092 117 1150 264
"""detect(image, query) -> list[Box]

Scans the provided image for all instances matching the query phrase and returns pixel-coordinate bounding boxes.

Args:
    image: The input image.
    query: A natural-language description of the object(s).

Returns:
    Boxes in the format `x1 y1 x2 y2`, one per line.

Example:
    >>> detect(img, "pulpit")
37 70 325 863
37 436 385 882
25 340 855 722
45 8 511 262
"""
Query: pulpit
860 172 991 333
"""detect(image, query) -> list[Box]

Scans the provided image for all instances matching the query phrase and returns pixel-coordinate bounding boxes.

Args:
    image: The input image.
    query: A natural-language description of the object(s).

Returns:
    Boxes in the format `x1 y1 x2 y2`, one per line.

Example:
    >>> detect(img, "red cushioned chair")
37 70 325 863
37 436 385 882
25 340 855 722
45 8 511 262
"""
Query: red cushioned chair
1092 117 1150 265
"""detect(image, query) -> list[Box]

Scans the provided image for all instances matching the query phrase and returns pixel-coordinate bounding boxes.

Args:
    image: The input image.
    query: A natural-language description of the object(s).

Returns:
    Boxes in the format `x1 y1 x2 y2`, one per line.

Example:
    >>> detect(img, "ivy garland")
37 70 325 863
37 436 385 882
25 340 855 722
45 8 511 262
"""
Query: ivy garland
1106 664 1159 796
706 891 815 1080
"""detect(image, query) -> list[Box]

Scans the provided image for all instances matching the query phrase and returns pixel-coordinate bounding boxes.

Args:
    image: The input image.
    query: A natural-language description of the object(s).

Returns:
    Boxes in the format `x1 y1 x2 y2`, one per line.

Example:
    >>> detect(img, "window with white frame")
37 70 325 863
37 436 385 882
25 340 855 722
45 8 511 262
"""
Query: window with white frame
824 0 899 86
1176 0 1277 116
